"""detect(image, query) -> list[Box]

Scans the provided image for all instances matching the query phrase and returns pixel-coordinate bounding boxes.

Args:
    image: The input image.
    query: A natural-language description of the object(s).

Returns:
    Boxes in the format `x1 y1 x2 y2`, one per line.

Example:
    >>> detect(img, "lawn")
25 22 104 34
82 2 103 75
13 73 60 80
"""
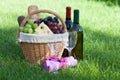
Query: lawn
0 0 120 80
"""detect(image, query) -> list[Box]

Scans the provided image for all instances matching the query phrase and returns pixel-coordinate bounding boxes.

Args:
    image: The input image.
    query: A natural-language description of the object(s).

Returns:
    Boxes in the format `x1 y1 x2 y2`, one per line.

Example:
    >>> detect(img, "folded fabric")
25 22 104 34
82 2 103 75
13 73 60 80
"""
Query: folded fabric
46 56 61 62
60 56 78 68
43 60 63 72
43 56 78 72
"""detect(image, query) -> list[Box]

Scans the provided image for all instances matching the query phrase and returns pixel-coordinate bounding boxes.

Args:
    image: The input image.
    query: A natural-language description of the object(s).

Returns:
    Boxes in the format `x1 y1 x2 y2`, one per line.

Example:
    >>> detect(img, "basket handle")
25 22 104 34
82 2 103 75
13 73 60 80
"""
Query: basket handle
20 9 67 31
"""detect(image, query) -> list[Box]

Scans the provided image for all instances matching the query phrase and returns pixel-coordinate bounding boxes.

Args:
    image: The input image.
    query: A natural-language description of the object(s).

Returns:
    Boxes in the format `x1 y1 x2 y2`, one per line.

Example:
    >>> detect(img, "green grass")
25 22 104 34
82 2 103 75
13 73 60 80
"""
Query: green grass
93 0 120 6
0 0 120 80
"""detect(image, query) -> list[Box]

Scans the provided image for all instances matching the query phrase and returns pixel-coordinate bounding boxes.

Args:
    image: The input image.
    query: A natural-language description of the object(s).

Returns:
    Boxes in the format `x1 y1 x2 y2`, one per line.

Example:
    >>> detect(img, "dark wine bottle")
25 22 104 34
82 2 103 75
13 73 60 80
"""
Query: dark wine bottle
65 6 73 31
62 6 73 57
70 9 83 60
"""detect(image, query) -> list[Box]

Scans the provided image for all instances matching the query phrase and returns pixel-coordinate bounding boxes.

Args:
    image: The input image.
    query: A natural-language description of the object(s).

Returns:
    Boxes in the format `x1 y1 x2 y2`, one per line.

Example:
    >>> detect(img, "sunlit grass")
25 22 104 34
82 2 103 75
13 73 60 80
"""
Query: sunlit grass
0 0 120 80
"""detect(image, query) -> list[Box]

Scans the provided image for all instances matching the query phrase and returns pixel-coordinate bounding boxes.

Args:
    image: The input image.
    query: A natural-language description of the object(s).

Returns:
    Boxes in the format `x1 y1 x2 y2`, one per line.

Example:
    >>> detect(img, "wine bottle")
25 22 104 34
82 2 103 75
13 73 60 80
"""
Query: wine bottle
65 6 73 31
70 9 83 60
62 6 73 57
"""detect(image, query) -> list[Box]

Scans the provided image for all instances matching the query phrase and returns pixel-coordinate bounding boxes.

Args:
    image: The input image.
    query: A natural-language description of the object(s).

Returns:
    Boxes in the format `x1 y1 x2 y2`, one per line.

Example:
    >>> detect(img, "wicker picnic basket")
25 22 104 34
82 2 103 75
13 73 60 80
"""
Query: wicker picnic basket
18 10 68 64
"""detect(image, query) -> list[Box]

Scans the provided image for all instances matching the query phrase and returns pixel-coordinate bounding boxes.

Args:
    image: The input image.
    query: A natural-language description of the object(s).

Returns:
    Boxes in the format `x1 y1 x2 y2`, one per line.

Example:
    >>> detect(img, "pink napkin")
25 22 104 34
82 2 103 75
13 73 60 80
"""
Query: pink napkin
43 56 63 72
60 56 78 68
43 56 78 72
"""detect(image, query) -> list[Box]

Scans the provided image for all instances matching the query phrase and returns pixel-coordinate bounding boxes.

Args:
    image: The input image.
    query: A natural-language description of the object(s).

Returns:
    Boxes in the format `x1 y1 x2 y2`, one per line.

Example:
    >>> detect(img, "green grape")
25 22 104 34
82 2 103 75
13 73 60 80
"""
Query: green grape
28 28 33 33
32 24 38 29
25 24 32 28
28 19 34 25
33 32 38 34
23 27 28 33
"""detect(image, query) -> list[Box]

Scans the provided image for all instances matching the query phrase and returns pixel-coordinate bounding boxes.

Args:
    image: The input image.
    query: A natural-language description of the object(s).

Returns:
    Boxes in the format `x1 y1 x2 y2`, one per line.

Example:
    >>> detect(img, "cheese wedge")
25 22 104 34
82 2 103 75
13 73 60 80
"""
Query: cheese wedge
35 22 53 34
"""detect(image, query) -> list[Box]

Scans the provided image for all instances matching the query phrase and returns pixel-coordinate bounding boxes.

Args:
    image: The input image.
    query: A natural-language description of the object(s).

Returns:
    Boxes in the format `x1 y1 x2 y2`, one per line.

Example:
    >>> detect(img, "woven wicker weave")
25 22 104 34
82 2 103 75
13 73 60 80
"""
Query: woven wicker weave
18 10 67 64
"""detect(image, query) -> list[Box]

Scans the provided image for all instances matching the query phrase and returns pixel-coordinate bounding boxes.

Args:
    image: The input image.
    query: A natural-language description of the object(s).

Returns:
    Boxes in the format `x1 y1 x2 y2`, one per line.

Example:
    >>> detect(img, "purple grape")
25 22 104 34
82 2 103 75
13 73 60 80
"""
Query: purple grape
43 18 49 25
34 21 37 24
58 25 63 31
34 20 39 26
53 22 57 26
53 26 58 30
52 19 55 23
53 17 59 23
49 22 57 27
46 16 53 21
55 30 60 34
35 16 64 34
48 22 53 27
39 18 44 23
60 30 65 33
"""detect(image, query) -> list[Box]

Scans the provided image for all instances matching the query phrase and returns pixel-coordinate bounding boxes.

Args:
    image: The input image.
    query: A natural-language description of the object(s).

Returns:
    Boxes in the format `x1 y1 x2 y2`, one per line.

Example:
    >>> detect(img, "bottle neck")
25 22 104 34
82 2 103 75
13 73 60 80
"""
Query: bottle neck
73 9 79 24
66 18 71 20
66 7 71 20
73 21 79 24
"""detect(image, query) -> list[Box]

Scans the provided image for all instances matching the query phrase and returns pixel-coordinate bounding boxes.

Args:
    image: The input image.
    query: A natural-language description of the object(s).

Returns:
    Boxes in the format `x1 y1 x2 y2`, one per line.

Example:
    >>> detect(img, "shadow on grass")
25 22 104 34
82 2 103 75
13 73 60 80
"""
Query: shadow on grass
0 26 120 79
0 27 25 61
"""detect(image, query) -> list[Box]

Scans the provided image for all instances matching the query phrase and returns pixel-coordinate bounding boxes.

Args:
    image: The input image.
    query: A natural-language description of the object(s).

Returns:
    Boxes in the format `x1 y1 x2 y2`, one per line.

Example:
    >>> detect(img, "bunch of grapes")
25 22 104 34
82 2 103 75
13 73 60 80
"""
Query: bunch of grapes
48 22 64 34
34 16 59 26
34 16 64 34
19 19 38 34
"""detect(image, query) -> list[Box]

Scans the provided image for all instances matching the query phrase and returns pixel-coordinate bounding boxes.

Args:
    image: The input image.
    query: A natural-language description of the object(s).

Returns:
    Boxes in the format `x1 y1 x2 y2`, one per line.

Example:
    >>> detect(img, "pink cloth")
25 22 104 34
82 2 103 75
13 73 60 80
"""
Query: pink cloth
43 56 78 72
60 56 78 68
43 56 63 72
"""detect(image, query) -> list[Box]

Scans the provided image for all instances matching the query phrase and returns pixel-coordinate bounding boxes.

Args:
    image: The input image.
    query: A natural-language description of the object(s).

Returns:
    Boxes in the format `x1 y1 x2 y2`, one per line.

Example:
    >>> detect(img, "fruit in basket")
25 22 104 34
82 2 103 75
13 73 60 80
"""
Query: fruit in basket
26 24 32 28
48 22 64 34
19 17 64 34
44 16 59 25
34 16 59 26
28 19 34 25
32 24 38 29
19 19 38 34
33 16 65 34
35 22 53 34
34 18 43 26
22 26 33 33
53 17 59 24
23 27 29 33
28 28 33 33
46 16 53 21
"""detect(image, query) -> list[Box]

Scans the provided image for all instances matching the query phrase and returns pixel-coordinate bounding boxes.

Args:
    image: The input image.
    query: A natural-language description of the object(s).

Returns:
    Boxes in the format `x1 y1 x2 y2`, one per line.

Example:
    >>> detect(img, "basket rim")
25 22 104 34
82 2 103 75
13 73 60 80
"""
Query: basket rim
18 32 68 43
